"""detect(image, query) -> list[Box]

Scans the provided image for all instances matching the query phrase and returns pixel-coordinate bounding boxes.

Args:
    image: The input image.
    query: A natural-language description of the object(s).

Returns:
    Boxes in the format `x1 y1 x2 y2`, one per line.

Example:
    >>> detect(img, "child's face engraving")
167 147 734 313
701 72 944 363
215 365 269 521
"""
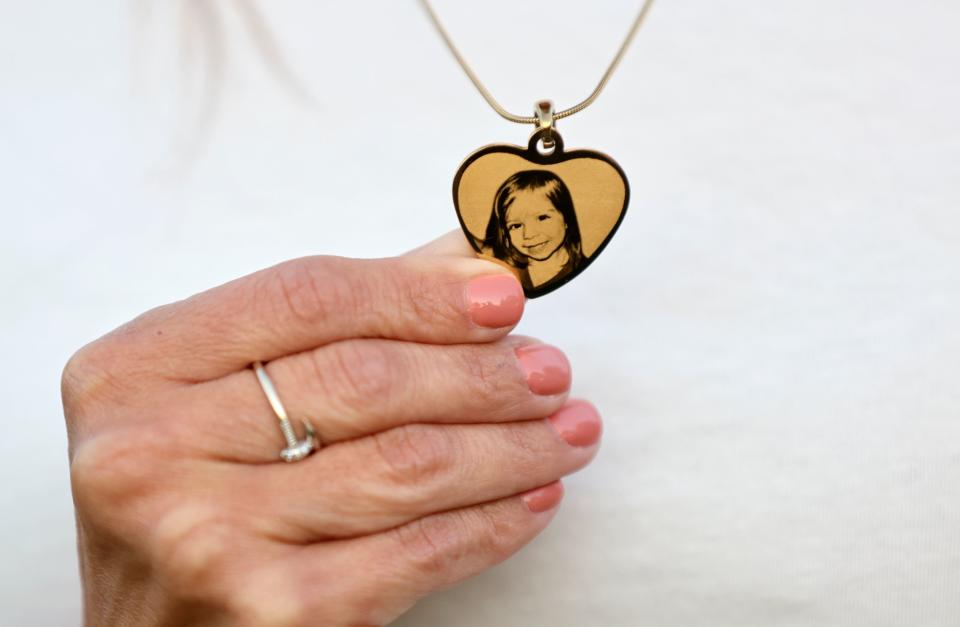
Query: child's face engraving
504 188 567 261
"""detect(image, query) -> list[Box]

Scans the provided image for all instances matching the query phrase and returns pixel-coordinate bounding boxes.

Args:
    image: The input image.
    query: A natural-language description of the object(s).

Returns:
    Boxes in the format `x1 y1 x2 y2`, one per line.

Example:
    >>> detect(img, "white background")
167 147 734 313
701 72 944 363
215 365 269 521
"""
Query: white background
2 0 959 625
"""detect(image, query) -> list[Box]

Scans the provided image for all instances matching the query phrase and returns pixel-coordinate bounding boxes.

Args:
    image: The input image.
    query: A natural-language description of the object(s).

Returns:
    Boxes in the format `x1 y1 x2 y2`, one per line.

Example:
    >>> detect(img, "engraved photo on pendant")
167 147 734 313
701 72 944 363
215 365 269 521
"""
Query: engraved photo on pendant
453 129 629 298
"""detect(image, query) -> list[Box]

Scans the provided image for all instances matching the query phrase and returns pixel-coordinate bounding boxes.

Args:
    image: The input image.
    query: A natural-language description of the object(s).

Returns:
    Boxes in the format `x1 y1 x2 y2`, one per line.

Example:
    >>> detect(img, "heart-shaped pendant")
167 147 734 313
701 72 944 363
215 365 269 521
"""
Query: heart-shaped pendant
453 127 629 298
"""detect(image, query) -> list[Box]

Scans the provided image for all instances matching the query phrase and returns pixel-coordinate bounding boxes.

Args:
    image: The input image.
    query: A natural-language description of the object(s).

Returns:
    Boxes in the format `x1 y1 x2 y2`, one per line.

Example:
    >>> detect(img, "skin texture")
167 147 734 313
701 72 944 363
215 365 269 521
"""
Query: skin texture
62 230 602 626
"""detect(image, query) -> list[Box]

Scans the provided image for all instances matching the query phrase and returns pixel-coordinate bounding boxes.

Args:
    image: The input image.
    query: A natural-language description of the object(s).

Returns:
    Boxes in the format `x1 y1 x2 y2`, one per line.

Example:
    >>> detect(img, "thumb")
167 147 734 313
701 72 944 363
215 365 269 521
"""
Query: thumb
403 229 477 258
403 229 519 282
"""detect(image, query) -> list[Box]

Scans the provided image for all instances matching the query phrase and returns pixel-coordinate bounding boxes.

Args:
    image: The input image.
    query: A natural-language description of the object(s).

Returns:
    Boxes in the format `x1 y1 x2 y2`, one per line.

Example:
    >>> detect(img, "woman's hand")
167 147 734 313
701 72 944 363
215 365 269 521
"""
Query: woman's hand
62 232 602 626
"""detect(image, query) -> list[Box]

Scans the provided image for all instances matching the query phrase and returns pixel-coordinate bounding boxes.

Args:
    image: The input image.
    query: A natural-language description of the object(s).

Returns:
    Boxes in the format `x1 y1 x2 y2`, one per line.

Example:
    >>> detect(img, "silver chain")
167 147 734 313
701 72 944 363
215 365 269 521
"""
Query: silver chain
418 0 658 124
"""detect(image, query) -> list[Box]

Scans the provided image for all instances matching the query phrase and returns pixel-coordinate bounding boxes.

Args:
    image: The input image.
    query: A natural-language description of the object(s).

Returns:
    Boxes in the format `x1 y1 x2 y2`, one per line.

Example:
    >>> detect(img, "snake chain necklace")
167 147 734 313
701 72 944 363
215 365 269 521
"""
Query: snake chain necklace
419 0 657 297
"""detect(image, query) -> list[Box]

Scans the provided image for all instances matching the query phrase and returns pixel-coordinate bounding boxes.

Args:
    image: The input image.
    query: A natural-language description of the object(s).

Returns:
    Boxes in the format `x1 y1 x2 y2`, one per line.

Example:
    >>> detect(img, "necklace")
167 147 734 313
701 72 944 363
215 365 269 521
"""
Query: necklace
420 0 657 298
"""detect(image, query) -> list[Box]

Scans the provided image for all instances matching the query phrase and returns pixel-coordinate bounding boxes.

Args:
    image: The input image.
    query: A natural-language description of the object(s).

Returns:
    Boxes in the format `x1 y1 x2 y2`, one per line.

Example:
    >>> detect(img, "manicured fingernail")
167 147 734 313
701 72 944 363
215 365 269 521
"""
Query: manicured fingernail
548 400 602 447
515 344 571 395
522 481 564 513
466 274 525 328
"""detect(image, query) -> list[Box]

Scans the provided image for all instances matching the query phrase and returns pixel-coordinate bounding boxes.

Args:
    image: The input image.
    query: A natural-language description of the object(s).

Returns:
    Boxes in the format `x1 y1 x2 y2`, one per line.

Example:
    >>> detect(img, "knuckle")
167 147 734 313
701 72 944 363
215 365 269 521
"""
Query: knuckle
373 424 456 487
153 506 236 597
389 259 462 329
503 423 549 461
316 340 396 417
470 502 517 561
231 594 309 627
271 256 362 327
61 341 124 418
70 429 161 513
61 345 95 412
332 586 408 627
392 506 514 577
227 569 308 627
390 514 467 576
456 345 514 406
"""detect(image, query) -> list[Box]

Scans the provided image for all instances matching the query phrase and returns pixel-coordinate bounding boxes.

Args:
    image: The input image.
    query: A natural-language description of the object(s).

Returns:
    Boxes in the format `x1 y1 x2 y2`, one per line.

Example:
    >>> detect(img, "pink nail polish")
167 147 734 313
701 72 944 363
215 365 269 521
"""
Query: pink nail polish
548 401 602 447
515 344 571 395
466 275 524 328
522 481 564 513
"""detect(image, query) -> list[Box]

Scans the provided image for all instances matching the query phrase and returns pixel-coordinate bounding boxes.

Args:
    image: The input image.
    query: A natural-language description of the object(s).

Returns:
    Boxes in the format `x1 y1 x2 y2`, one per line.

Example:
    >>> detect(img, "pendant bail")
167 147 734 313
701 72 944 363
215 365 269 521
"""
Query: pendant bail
534 100 556 149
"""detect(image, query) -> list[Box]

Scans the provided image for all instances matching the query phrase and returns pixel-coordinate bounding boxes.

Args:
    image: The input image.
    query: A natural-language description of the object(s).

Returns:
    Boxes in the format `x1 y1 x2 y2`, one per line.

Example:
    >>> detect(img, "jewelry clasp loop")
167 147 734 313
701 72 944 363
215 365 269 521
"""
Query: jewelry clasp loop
534 100 556 149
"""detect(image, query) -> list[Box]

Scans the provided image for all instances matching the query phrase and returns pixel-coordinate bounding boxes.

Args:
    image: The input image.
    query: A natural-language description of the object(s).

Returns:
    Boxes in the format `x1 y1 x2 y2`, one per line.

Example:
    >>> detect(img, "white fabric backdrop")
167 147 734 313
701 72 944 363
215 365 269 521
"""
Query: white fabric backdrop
1 1 958 625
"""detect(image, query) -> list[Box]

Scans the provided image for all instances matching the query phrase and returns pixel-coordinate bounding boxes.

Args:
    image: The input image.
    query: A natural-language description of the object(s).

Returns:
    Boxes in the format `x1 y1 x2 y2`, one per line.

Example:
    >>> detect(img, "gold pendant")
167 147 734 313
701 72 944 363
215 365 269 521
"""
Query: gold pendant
453 105 629 298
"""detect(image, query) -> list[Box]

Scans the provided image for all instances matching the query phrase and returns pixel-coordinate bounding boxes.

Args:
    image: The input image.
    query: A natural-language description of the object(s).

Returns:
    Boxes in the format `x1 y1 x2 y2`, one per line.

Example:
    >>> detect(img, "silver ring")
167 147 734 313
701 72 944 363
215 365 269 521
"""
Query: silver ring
252 361 320 462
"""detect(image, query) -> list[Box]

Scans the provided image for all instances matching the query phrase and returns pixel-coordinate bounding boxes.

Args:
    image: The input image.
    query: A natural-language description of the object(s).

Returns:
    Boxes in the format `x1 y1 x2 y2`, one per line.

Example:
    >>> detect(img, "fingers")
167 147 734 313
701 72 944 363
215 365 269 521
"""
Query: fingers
403 228 476 257
293 482 565 624
252 401 600 540
107 250 524 383
190 336 572 462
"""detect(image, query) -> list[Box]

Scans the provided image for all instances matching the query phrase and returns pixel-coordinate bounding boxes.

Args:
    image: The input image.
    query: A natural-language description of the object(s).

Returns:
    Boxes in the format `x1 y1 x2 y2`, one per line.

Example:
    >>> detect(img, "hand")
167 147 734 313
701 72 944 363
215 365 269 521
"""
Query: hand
62 232 602 626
